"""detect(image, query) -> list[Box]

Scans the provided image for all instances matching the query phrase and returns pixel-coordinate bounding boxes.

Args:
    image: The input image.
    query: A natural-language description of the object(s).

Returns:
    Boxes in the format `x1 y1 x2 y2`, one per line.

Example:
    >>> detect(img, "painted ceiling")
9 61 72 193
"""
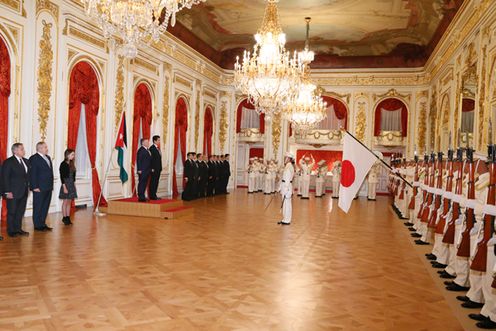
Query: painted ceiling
170 0 463 69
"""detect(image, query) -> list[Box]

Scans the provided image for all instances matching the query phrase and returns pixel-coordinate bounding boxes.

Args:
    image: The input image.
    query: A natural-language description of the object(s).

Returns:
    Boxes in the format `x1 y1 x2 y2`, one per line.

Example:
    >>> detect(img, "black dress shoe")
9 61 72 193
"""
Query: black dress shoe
138 198 148 202
426 253 436 258
404 222 414 226
415 240 429 245
440 272 456 279
411 233 422 238
408 227 416 232
456 295 470 302
462 300 484 309
477 319 496 329
432 262 447 269
277 221 290 225
469 314 487 321
8 232 17 237
444 280 455 286
44 226 53 231
18 230 29 236
446 283 470 291
150 197 160 200
34 227 47 232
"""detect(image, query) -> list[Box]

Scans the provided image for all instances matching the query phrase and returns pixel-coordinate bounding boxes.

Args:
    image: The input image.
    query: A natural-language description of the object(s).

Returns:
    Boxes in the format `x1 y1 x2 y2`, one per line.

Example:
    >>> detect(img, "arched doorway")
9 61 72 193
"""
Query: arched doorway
373 98 408 137
131 83 152 194
172 97 188 197
67 61 106 207
203 106 213 156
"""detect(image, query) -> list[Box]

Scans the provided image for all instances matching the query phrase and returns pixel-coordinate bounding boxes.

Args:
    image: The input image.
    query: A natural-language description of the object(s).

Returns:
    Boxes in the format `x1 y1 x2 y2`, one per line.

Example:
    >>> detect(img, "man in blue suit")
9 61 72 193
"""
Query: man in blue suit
136 138 152 202
29 142 54 231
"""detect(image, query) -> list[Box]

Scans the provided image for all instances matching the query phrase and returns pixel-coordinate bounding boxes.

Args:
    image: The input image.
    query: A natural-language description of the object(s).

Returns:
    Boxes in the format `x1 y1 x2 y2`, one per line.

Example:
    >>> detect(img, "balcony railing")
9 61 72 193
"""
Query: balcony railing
238 128 264 143
374 131 405 147
294 129 343 146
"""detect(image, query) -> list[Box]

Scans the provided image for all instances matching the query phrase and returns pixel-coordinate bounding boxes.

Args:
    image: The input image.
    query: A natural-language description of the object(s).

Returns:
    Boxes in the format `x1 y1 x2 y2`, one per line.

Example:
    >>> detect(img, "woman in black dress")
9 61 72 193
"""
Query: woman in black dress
59 149 77 225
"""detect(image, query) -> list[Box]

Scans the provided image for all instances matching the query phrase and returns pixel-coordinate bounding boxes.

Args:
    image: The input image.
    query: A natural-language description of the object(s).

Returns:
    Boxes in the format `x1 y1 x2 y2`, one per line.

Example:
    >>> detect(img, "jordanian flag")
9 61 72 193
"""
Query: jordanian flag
115 113 129 183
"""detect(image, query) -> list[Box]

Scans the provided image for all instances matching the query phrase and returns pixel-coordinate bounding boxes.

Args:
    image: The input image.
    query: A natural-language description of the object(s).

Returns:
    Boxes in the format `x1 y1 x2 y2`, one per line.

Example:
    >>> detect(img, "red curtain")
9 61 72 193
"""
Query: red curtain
203 106 213 156
249 148 264 159
0 38 10 222
462 98 475 112
68 61 107 207
172 97 188 197
131 83 152 195
236 98 265 133
322 96 348 129
374 98 408 137
296 150 343 171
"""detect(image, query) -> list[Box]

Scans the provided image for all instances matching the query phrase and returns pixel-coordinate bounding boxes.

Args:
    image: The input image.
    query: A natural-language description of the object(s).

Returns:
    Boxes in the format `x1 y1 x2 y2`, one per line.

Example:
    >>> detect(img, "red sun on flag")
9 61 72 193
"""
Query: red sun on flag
341 160 355 187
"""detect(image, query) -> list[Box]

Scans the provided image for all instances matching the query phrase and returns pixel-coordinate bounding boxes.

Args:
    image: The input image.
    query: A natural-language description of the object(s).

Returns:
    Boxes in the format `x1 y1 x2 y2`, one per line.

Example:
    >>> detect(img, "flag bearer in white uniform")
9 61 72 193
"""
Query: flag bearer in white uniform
332 161 342 198
278 152 295 226
299 155 315 199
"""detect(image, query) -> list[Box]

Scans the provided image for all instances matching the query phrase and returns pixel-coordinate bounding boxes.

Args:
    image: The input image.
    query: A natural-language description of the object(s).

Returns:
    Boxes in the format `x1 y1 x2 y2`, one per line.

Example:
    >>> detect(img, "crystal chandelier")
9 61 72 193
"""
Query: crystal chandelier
285 17 327 133
233 0 303 119
80 0 205 58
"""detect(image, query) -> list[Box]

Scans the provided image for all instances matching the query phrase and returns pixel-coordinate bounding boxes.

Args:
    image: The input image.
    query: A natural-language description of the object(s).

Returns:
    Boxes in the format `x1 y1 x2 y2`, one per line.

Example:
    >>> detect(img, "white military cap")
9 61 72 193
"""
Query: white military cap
285 152 295 159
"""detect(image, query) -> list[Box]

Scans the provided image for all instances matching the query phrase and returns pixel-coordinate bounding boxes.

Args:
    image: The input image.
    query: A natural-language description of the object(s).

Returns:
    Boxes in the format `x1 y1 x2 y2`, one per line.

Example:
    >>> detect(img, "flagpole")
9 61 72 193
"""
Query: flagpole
94 111 126 216
343 130 413 189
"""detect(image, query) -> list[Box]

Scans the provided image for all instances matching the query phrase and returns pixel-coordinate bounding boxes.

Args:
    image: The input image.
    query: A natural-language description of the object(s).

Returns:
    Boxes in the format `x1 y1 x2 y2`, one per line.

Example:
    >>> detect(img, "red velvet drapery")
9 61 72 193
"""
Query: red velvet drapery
236 99 265 133
131 83 152 194
462 98 475 112
374 98 408 137
0 37 10 222
172 97 188 197
203 106 213 156
296 150 343 171
322 96 348 129
68 61 107 207
249 148 264 159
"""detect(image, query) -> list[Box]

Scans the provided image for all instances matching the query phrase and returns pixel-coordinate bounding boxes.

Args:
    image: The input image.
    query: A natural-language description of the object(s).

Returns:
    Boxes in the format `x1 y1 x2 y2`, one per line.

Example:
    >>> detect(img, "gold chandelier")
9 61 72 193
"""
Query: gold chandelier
285 18 327 133
233 0 303 119
80 0 205 58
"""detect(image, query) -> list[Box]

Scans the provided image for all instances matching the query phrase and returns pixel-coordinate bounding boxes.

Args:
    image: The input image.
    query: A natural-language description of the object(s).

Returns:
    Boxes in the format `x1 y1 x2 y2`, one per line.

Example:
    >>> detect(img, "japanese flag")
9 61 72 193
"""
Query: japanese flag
338 132 377 213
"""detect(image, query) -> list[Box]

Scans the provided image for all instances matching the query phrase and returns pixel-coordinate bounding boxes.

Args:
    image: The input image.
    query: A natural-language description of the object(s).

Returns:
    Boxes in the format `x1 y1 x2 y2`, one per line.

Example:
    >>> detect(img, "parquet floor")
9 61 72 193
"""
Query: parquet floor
0 191 471 330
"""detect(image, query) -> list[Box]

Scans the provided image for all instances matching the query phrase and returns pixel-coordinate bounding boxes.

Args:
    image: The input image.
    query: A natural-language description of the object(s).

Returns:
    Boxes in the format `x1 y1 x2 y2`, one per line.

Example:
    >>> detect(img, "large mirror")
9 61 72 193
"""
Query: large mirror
460 64 477 146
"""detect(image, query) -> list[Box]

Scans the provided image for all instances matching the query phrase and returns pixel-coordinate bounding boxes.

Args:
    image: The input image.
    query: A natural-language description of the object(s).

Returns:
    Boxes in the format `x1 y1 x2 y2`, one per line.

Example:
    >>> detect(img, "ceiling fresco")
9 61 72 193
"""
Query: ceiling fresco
169 0 463 69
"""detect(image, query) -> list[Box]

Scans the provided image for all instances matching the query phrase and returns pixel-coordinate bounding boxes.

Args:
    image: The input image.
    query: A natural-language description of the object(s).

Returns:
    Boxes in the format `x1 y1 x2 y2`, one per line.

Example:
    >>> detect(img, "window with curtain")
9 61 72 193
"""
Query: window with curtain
175 138 184 175
461 111 474 133
241 107 260 129
318 104 344 130
75 104 91 179
380 108 402 132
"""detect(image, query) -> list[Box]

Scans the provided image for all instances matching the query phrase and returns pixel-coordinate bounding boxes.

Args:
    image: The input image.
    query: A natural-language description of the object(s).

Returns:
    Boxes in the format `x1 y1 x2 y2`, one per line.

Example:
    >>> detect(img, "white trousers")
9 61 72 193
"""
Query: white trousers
301 175 310 198
332 181 339 198
264 174 272 194
281 185 293 224
481 244 496 319
248 174 256 193
368 183 377 200
315 178 324 197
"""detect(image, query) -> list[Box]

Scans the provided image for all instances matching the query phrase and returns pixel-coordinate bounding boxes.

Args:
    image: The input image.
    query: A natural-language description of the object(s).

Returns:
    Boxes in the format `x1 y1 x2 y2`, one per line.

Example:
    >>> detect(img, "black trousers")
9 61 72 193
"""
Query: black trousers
198 179 208 198
149 170 161 199
207 178 215 196
223 176 230 193
6 195 27 235
138 171 150 199
181 178 197 201
32 190 52 229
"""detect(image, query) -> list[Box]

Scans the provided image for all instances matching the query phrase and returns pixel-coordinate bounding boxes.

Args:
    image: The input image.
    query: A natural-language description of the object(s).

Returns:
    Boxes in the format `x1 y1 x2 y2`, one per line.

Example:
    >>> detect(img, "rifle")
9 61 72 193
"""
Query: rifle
428 152 444 229
421 153 437 223
443 148 465 244
418 154 431 219
409 153 420 210
436 148 455 235
472 144 495 272
457 147 476 258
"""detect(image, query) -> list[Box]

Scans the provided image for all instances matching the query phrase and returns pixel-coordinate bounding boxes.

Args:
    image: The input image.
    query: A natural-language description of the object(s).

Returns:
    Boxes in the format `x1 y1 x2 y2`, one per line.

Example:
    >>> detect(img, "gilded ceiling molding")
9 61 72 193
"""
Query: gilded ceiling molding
36 20 53 141
36 0 58 22
194 89 200 150
272 112 281 158
314 75 427 87
218 100 228 152
373 89 411 103
355 102 366 142
417 101 427 154
114 56 124 127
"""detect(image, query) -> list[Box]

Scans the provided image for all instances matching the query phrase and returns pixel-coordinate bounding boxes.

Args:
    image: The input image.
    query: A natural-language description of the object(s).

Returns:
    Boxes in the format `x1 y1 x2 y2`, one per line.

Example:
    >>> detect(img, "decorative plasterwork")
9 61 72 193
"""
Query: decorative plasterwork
429 90 437 149
219 100 228 152
478 45 488 150
194 88 200 150
174 74 193 89
272 112 281 158
36 0 58 21
162 76 170 166
63 19 106 50
355 102 366 142
0 0 22 14
114 56 124 127
323 91 350 105
132 57 158 74
417 101 427 153
204 89 216 100
373 89 411 103
36 20 53 141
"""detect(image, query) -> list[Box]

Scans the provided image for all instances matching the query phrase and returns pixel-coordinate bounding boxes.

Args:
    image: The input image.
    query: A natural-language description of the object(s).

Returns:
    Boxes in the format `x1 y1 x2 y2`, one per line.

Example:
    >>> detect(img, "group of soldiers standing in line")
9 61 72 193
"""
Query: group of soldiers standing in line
389 143 496 329
181 153 231 201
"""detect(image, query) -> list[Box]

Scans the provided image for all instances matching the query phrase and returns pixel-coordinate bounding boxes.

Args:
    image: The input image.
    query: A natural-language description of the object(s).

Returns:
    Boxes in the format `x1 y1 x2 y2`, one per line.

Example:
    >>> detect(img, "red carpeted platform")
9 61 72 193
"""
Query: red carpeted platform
107 197 193 219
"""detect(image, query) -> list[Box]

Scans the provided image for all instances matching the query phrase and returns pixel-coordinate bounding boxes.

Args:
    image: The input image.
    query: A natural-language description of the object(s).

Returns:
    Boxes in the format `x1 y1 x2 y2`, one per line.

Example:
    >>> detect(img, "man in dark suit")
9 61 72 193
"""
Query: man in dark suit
149 135 162 200
214 155 221 195
182 152 196 201
136 138 152 202
223 154 231 194
207 155 215 197
197 153 208 198
2 143 30 237
29 142 54 231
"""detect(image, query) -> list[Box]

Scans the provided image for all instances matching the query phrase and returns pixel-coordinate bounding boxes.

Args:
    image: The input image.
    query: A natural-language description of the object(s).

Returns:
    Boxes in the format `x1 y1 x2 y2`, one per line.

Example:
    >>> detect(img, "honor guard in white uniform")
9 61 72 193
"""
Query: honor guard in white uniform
299 155 315 199
278 152 295 226
331 161 342 199
315 160 328 198
367 163 379 200
247 158 256 193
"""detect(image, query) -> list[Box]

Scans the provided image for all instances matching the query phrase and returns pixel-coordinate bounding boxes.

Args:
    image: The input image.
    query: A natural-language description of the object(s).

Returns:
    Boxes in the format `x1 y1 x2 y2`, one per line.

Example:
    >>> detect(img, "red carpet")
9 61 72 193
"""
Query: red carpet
116 197 176 204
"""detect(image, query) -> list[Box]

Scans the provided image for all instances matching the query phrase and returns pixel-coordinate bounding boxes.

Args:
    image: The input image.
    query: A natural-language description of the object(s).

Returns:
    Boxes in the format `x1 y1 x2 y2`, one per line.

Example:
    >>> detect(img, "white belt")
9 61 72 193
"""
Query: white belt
413 181 420 187
434 188 444 196
483 205 496 217
420 184 426 190
451 194 466 206
465 199 478 210
443 191 454 200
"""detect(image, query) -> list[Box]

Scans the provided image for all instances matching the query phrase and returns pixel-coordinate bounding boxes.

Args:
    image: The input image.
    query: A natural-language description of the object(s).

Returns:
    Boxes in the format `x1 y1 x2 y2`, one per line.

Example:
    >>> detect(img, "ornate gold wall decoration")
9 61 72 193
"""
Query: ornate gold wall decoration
272 112 281 157
174 75 193 89
454 78 461 144
64 22 106 49
314 75 428 87
36 0 58 21
0 0 21 13
429 90 437 150
323 91 351 104
204 89 216 100
417 101 427 153
162 76 170 165
219 101 228 152
114 56 124 127
478 45 488 150
373 88 411 103
36 20 53 141
355 102 366 141
132 57 158 74
194 89 200 150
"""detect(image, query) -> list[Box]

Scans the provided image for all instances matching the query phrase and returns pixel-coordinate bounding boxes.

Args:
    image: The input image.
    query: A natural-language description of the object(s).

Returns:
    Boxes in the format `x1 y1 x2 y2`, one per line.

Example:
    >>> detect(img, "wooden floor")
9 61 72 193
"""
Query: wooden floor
0 190 473 330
